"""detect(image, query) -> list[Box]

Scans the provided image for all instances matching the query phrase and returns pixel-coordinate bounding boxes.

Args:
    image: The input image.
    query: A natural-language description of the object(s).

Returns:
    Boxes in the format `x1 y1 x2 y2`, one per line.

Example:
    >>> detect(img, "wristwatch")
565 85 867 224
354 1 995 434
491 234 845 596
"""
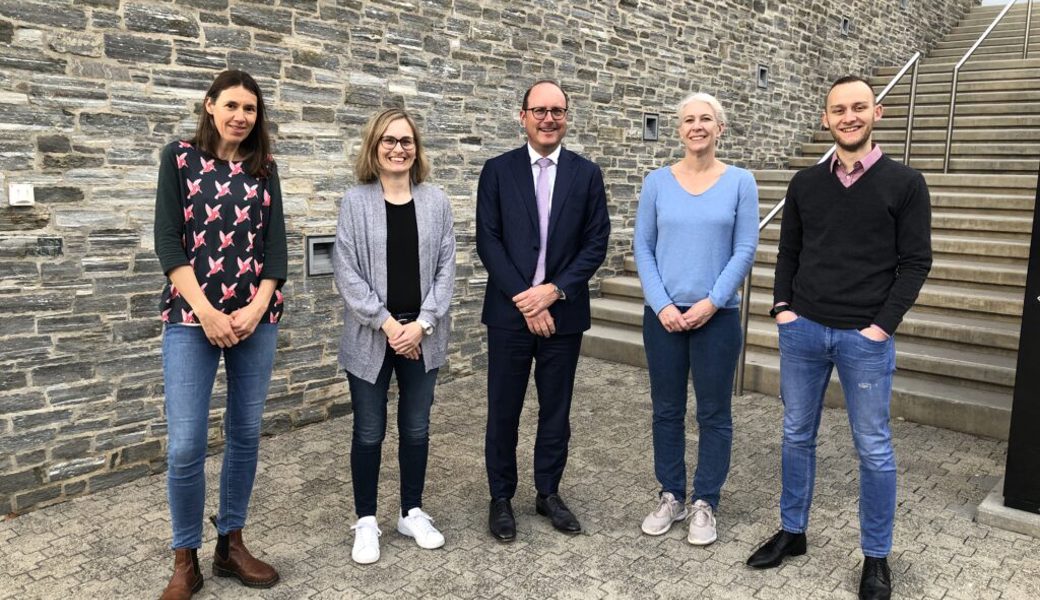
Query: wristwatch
768 304 791 318
552 284 566 300
416 318 434 336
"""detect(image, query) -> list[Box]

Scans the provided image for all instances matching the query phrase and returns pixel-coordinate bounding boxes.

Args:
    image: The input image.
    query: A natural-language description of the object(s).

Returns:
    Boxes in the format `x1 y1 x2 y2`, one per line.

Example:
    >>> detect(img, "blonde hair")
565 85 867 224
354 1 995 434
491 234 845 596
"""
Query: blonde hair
354 108 430 184
677 92 727 126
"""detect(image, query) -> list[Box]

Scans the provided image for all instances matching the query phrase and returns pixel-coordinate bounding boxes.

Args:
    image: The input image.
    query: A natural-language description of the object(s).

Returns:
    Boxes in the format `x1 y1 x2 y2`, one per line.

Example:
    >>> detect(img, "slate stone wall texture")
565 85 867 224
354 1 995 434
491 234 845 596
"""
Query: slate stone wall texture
0 0 976 514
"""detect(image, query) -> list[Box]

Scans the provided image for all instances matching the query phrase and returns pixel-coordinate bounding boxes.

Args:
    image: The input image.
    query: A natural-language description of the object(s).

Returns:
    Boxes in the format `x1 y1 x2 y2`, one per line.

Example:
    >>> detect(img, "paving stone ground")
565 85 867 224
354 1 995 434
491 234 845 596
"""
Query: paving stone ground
1 357 1038 599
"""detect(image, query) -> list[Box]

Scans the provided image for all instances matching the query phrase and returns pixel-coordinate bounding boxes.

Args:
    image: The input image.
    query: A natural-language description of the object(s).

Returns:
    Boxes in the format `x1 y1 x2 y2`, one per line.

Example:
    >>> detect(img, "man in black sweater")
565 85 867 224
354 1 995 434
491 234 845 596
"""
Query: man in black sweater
746 76 932 600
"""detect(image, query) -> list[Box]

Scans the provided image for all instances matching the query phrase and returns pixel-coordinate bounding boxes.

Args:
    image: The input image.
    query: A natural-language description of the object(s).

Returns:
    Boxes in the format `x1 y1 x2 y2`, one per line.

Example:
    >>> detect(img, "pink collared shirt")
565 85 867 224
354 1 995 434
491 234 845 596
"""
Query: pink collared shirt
830 144 883 188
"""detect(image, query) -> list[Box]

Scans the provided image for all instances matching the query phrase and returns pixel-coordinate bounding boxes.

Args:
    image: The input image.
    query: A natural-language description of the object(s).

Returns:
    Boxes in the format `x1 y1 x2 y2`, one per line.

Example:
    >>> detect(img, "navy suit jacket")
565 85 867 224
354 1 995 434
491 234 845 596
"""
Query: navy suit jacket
476 145 610 334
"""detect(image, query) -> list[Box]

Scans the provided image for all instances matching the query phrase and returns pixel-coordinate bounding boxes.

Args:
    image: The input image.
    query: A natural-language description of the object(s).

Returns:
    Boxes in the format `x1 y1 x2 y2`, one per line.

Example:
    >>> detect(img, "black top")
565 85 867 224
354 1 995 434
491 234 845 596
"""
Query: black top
773 154 932 334
385 199 421 316
153 141 288 325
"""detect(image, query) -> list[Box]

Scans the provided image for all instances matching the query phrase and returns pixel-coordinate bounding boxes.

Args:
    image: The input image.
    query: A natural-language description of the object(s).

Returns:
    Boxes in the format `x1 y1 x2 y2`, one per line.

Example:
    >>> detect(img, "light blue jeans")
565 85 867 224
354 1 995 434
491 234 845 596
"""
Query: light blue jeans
162 323 278 549
777 315 897 558
643 306 741 509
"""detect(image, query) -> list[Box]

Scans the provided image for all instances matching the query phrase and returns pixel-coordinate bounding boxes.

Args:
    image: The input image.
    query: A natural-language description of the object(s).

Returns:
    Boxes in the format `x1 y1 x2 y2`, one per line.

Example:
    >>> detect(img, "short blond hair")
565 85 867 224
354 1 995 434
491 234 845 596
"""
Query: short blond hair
677 92 727 126
354 108 430 184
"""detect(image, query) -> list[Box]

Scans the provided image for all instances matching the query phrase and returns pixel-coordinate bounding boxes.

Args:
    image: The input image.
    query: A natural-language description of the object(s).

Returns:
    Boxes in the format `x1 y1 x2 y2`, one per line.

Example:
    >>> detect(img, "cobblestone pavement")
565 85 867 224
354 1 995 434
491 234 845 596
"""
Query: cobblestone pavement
2 358 1038 599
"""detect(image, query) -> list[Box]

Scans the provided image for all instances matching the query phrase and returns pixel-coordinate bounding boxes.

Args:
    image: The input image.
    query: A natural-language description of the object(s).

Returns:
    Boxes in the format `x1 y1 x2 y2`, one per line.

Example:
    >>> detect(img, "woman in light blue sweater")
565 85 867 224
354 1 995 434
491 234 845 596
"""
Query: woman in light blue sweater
633 92 759 545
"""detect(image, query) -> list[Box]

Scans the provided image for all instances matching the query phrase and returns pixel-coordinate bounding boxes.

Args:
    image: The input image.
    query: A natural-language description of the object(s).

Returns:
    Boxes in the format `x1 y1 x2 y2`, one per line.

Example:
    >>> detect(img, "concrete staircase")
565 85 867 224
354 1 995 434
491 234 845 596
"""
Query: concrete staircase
584 1 1039 440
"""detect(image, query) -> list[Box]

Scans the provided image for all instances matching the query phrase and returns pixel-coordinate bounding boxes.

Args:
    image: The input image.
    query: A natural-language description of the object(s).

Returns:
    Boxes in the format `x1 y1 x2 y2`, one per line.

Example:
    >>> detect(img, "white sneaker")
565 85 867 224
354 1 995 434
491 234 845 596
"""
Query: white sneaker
397 507 445 549
351 516 381 564
641 492 689 535
687 499 717 545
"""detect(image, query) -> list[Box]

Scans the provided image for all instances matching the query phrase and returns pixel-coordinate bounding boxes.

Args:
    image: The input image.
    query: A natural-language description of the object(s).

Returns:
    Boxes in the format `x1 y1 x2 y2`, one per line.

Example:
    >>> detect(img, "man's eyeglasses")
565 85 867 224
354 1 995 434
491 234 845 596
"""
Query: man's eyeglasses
379 136 415 150
524 106 568 120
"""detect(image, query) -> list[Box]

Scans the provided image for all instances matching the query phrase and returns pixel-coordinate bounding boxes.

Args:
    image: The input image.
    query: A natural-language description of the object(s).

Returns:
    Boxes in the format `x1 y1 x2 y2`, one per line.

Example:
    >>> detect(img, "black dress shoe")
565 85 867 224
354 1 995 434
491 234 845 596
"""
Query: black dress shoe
535 493 581 533
488 499 516 542
859 556 891 600
746 529 807 569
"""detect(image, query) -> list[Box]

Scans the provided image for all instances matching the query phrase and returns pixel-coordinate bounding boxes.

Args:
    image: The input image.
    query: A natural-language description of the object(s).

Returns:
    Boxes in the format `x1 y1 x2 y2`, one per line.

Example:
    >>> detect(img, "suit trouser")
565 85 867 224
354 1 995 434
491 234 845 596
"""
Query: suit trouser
484 326 583 500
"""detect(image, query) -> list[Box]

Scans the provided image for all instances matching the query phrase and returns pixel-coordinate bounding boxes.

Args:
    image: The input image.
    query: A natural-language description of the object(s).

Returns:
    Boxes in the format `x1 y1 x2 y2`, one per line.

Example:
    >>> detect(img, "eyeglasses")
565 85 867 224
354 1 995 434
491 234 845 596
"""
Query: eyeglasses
379 135 415 150
524 106 568 120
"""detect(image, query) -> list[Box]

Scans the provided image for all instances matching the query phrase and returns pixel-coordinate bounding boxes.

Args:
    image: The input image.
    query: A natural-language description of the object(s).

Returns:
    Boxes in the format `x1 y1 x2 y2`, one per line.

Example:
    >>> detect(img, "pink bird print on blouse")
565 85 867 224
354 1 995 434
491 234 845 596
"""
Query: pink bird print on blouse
253 260 263 276
247 283 258 303
236 256 252 277
244 183 258 200
263 189 271 207
176 153 188 169
219 282 237 304
199 282 208 293
230 161 244 176
269 312 279 324
191 231 206 251
204 203 221 225
206 256 225 277
200 157 215 174
161 308 171 322
274 290 284 306
218 230 235 252
168 285 181 302
245 231 255 252
178 141 192 149
181 309 195 323
233 205 250 226
187 178 202 199
183 205 193 223
214 180 231 200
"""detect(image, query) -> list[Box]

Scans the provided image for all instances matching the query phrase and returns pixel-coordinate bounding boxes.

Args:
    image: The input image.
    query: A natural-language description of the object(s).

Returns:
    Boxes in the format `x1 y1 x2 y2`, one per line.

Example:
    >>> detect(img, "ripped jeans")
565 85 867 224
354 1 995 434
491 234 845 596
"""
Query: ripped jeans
776 315 897 558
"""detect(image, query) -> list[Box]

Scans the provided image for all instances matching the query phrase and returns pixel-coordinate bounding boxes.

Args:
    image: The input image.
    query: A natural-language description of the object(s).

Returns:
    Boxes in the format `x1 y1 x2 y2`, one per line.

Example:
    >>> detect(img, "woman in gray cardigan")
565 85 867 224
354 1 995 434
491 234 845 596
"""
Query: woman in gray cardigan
332 108 456 565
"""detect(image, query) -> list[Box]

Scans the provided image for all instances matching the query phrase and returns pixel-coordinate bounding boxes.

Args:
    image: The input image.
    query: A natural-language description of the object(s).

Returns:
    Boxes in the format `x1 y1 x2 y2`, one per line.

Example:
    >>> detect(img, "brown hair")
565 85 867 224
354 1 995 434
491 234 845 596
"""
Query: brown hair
190 70 273 178
354 108 430 185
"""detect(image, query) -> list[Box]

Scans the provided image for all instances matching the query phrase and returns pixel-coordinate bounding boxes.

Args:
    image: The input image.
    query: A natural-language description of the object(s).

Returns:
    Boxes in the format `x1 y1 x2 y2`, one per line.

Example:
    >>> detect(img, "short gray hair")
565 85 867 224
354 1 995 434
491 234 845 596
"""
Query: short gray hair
677 92 726 126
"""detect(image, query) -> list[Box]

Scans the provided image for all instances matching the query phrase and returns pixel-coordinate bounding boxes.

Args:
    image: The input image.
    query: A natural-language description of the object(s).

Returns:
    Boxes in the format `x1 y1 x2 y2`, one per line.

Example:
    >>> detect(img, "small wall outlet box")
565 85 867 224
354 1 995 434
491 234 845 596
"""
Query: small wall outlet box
9 183 35 206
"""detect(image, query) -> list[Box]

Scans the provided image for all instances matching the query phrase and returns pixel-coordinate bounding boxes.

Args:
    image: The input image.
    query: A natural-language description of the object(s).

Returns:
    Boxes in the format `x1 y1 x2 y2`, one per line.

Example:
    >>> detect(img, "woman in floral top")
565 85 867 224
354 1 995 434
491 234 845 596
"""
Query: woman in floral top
153 70 286 600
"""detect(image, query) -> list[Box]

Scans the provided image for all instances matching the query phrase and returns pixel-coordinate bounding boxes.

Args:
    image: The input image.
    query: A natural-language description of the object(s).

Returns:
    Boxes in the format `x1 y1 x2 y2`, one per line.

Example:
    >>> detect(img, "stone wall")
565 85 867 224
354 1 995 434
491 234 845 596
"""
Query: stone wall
0 0 977 515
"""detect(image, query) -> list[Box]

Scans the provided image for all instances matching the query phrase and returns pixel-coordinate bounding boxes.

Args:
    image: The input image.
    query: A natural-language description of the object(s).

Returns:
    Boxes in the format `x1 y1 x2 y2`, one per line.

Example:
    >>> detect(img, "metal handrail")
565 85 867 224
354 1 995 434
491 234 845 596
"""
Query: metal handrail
1026 0 1035 59
943 0 1024 172
734 51 922 395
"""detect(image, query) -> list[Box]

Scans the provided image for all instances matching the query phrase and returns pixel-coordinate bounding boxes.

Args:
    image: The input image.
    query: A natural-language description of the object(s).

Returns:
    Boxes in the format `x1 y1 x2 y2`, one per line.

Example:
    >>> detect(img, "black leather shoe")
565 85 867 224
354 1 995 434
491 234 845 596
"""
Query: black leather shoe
535 493 581 534
859 556 892 600
746 529 807 569
488 499 516 542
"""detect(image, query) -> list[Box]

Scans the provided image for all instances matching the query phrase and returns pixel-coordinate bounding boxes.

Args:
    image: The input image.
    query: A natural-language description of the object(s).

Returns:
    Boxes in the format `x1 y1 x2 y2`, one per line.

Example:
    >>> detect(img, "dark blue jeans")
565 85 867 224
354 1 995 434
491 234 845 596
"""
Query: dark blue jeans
162 323 278 550
348 345 439 518
777 315 897 558
642 306 741 509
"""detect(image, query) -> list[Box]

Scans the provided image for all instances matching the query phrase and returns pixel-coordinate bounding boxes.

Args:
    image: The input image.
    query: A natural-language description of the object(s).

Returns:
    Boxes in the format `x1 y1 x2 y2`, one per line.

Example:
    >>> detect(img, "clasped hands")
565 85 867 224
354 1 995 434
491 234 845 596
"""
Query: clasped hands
199 304 264 348
382 318 424 360
513 283 559 338
657 298 717 333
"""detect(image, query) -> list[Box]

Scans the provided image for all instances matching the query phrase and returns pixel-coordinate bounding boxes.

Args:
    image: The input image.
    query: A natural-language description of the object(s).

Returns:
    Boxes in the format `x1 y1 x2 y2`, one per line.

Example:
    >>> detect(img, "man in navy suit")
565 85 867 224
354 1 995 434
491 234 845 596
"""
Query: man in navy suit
476 80 610 541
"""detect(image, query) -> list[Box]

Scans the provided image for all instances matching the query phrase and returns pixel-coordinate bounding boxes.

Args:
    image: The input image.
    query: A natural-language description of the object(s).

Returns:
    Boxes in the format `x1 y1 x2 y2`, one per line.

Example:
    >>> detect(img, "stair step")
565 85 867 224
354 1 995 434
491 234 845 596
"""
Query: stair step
751 170 1038 191
742 318 1016 388
883 102 1040 117
882 89 1040 107
593 290 1022 351
884 78 1040 97
872 67 1040 86
787 155 1040 172
799 141 1040 158
827 128 1040 143
756 186 1036 213
580 324 1012 439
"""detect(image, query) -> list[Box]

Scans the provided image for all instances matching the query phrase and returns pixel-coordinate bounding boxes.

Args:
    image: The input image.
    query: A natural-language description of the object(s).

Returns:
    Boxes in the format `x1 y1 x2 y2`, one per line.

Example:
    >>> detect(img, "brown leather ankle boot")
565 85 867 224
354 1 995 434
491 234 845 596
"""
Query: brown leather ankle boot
159 548 203 600
211 520 279 588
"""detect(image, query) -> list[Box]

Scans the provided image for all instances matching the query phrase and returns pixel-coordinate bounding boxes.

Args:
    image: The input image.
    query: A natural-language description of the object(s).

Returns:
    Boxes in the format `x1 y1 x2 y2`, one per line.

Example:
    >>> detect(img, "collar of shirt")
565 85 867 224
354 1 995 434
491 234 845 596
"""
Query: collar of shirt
527 143 562 166
830 143 884 177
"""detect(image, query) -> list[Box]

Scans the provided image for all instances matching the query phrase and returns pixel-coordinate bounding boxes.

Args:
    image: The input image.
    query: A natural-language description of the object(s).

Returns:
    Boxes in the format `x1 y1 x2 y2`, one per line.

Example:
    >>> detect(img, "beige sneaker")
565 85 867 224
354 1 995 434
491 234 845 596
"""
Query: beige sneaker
641 492 688 535
687 499 717 545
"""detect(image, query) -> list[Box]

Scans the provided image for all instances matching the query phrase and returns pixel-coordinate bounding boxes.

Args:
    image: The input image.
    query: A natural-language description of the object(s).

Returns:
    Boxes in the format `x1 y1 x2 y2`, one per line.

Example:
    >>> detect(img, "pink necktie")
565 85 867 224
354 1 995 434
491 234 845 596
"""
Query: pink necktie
533 157 553 285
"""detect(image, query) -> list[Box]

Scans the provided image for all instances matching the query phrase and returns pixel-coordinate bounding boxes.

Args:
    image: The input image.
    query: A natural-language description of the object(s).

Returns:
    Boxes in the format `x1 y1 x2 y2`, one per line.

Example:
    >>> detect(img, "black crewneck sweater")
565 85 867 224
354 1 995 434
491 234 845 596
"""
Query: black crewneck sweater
773 154 932 334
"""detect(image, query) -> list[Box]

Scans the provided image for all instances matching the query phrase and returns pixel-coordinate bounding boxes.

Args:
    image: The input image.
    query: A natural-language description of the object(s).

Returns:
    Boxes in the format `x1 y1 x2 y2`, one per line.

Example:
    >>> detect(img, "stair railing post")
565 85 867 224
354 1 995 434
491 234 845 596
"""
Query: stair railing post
903 58 920 166
1025 0 1034 59
943 67 959 174
735 275 752 396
